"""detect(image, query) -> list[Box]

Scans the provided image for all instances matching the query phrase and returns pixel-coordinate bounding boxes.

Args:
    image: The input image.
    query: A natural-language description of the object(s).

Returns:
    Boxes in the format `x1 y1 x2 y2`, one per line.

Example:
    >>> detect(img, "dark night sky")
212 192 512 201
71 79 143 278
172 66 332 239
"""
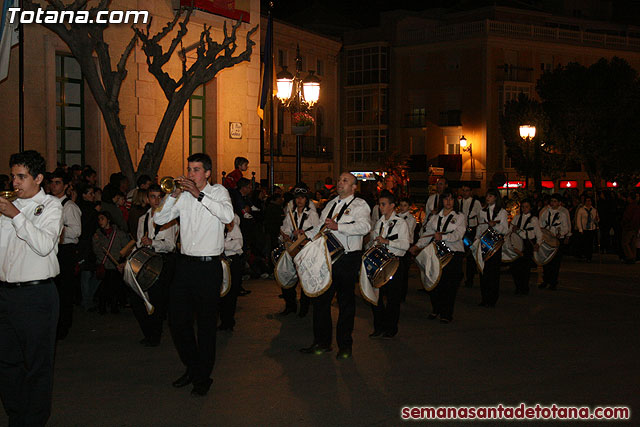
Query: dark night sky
261 0 640 35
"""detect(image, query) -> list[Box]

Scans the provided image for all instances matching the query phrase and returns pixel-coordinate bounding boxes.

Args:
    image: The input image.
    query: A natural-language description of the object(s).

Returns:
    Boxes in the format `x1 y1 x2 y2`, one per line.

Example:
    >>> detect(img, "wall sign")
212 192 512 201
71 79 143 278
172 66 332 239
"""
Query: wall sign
229 122 242 139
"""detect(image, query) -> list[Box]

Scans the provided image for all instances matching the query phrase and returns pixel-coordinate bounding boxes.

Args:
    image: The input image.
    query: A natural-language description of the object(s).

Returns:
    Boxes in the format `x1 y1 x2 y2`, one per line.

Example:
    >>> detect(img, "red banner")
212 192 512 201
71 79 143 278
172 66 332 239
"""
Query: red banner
180 0 250 23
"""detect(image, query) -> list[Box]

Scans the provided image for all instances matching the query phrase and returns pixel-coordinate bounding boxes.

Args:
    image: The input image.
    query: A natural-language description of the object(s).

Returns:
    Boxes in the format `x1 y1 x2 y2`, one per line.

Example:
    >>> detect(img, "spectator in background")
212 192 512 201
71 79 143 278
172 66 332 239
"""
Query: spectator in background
621 192 640 264
76 182 100 310
575 195 599 263
128 188 149 238
101 185 128 233
223 156 249 190
82 167 98 187
126 174 152 209
0 174 10 190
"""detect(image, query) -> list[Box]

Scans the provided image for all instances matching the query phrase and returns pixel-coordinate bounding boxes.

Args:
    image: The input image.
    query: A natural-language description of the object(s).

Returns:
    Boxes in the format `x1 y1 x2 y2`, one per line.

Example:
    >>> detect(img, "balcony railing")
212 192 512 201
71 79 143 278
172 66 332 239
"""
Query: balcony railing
397 19 640 52
263 134 333 159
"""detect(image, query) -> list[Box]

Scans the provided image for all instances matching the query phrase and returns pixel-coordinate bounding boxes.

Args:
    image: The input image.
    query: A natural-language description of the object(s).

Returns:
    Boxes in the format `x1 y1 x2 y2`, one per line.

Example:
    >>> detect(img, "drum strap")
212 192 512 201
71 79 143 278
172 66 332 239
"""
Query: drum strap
437 214 454 233
294 210 308 230
466 198 477 221
379 219 397 239
546 211 560 228
326 197 355 223
517 215 534 238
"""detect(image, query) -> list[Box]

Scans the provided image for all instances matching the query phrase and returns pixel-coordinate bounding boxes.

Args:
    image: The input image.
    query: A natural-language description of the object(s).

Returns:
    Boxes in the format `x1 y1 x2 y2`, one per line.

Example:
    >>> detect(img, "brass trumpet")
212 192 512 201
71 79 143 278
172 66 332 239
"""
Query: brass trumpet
159 176 180 194
0 190 17 202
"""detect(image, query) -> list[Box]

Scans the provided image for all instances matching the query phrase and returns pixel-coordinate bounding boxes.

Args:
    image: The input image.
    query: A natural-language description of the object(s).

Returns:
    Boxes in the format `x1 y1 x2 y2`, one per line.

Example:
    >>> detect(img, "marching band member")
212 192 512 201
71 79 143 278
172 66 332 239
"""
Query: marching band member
133 184 178 347
219 214 244 331
154 153 234 396
411 189 466 323
509 199 542 295
50 168 82 340
575 195 599 263
396 197 416 302
425 177 448 221
459 184 482 287
300 173 371 359
476 188 508 307
539 193 570 290
369 190 410 338
279 186 319 316
0 150 63 426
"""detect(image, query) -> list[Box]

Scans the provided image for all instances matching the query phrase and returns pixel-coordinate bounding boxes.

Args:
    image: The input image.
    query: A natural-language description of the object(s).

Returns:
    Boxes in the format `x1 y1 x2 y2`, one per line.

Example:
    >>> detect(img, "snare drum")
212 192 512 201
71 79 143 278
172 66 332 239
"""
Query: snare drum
362 245 399 288
324 232 345 264
434 240 454 268
479 227 504 261
271 242 287 265
534 228 560 266
502 232 524 262
463 227 475 250
126 247 163 291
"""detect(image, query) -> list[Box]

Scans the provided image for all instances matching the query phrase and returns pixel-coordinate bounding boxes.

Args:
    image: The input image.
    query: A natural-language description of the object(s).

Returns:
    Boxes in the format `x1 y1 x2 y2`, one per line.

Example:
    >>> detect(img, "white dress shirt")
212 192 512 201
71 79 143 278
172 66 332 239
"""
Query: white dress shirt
58 195 82 245
370 212 410 257
136 207 178 253
224 214 243 256
418 209 466 252
475 204 509 238
306 194 371 253
396 210 417 244
460 196 482 228
512 213 542 244
0 189 63 282
576 206 599 232
154 183 234 256
280 205 320 240
541 208 571 239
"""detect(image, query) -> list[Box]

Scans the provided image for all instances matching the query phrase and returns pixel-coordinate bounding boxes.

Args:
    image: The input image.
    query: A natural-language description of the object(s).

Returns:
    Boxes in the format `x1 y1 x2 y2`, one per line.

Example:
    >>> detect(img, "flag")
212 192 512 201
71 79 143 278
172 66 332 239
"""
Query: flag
0 0 19 82
257 14 275 120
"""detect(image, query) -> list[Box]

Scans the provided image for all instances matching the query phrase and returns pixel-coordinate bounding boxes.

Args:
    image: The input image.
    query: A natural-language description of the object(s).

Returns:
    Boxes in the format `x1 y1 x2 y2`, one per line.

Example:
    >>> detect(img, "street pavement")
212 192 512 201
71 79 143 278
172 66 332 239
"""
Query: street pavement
2 255 639 426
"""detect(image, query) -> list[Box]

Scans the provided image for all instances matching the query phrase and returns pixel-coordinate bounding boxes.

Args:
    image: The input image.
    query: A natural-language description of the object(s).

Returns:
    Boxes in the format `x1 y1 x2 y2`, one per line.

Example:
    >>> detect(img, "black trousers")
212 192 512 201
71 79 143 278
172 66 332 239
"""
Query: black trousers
169 256 222 386
312 251 361 350
480 247 502 306
510 240 534 294
131 253 175 343
464 227 477 286
55 243 77 338
371 270 403 334
580 230 596 261
219 254 243 328
543 244 565 287
428 252 463 320
0 281 59 427
96 269 123 312
282 284 310 313
398 253 411 302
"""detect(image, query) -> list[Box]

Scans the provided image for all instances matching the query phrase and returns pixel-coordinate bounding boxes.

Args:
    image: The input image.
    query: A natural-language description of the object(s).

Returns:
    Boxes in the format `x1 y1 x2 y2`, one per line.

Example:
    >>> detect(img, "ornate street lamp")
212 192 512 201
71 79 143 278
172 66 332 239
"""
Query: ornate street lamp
519 125 536 139
459 135 474 174
276 45 321 183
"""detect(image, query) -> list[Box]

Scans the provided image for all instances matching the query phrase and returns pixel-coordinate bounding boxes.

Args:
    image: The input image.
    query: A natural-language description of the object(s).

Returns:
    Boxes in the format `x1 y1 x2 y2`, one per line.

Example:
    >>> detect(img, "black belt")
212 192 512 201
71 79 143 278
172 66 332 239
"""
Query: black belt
0 279 52 288
182 254 220 262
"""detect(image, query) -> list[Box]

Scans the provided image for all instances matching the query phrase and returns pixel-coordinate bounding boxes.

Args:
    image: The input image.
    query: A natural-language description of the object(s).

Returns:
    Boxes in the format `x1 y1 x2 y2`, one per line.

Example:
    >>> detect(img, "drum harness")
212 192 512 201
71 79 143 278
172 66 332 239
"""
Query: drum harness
378 219 398 243
322 197 356 251
516 214 535 241
544 211 562 236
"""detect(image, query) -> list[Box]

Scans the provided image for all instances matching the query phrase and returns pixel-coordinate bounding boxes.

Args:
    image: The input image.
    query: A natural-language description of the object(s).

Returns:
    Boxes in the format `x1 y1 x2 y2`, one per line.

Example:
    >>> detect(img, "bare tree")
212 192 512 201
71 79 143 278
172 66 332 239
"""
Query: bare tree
23 0 257 183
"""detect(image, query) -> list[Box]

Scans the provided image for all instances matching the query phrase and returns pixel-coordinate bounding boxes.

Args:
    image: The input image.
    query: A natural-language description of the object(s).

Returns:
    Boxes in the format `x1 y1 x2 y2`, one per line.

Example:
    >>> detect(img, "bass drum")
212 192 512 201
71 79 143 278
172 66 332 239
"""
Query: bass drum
126 247 163 291
502 232 524 262
534 228 560 266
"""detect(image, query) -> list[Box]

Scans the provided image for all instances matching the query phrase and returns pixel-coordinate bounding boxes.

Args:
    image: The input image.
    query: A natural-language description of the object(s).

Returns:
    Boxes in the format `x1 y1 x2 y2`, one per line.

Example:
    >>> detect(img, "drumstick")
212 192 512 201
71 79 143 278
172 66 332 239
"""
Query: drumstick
288 209 298 231
101 246 120 266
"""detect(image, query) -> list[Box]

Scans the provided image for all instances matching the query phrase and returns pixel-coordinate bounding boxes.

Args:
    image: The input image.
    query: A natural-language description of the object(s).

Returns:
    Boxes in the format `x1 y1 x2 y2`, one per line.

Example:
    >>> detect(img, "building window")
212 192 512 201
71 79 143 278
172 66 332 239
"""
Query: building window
445 135 461 155
316 58 324 76
346 45 389 85
189 85 205 154
278 49 287 68
56 54 84 166
346 87 387 125
346 128 388 164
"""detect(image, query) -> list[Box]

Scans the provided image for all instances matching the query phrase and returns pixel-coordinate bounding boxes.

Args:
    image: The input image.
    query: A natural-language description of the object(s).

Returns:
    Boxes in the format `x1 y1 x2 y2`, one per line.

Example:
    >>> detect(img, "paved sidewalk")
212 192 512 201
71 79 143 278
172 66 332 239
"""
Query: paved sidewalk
2 255 639 426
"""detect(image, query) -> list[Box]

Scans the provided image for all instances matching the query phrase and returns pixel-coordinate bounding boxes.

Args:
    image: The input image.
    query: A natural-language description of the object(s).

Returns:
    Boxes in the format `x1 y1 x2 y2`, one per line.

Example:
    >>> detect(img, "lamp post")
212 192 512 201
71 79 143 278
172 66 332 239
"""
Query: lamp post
519 124 538 191
276 45 321 184
459 135 474 176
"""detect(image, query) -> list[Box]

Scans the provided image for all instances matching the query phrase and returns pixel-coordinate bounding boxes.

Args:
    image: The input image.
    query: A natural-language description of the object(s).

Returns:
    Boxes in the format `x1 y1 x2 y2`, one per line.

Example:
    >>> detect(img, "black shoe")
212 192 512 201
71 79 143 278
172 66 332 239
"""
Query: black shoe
439 318 451 324
172 372 192 388
239 288 251 296
381 331 396 339
369 330 383 338
336 348 352 359
427 313 438 320
191 379 213 396
538 282 547 289
278 307 296 316
299 344 332 354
